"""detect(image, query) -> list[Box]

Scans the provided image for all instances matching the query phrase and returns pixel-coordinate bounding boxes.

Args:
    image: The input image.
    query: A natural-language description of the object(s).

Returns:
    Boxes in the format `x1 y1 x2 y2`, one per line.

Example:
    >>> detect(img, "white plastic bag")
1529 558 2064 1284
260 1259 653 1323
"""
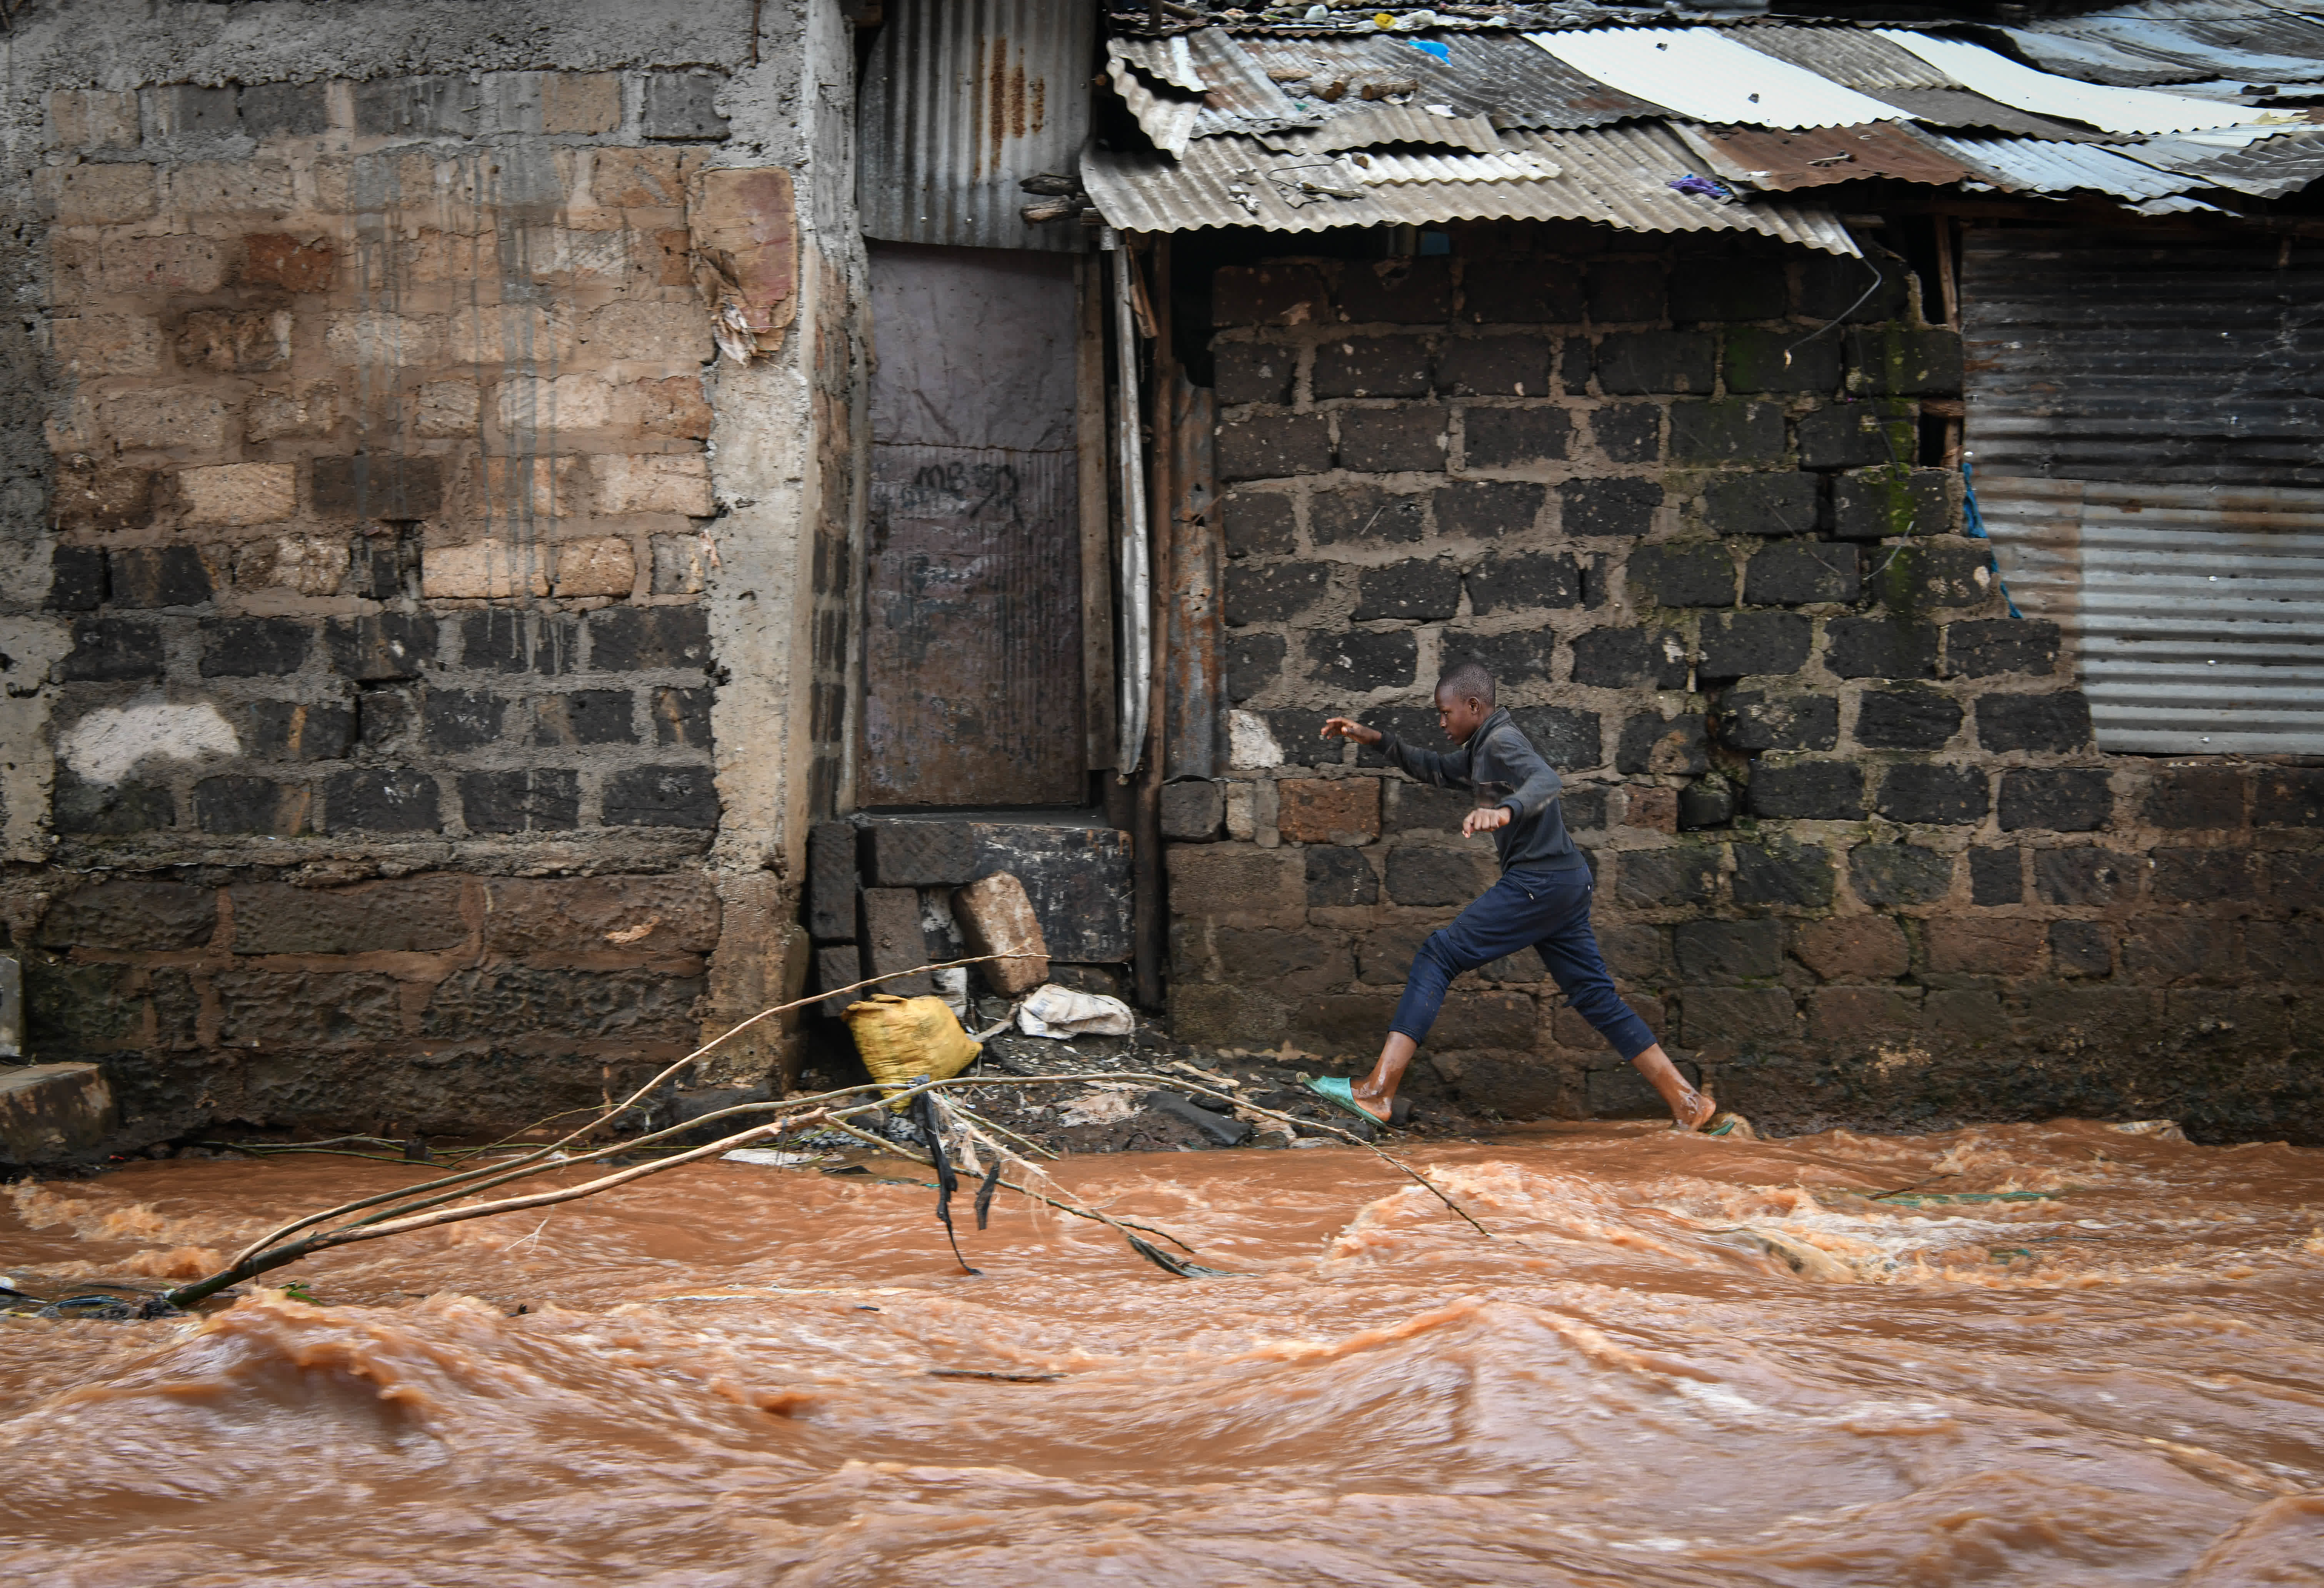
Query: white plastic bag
1016 983 1135 1039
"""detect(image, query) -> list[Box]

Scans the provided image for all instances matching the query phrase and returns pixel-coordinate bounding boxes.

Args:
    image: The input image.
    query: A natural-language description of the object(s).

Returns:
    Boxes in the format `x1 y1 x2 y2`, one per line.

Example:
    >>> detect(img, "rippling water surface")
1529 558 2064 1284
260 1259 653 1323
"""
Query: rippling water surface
3 1121 2321 1585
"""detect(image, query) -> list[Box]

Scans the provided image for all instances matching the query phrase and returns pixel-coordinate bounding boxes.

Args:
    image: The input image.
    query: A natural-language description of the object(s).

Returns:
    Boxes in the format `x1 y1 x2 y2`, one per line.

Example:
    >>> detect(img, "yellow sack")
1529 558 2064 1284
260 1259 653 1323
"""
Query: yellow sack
842 994 982 1110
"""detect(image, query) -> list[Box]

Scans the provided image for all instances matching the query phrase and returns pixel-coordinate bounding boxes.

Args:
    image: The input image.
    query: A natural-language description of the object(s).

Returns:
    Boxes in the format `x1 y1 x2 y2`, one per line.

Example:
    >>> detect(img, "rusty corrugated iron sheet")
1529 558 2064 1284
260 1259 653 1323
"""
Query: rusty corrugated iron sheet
1164 373 1221 782
1732 27 1960 92
1184 26 1327 139
1962 225 2324 755
857 0 1094 252
1263 103 1503 155
1998 12 2324 88
1083 123 1861 255
1687 122 1976 190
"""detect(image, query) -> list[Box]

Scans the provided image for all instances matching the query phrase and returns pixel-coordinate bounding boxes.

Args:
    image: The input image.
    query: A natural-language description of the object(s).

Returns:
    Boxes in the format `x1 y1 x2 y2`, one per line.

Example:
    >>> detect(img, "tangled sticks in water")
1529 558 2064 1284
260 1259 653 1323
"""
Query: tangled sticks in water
154 957 1489 1311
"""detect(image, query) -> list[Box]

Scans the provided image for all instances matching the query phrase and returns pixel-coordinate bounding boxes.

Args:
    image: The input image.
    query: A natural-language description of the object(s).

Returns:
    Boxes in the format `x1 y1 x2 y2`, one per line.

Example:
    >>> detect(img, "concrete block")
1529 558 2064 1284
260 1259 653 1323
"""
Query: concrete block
178 307 293 374
1681 987 1798 1049
47 547 106 611
1169 844 1303 929
53 314 162 375
534 689 635 747
588 605 710 671
1225 562 1329 626
867 821 978 886
1385 844 1495 906
1313 484 1427 545
38 881 215 951
110 545 216 609
1716 689 1836 752
1305 846 1378 906
601 765 718 827
1703 472 1820 537
0 1065 117 1165
249 384 342 442
1219 412 1332 480
1465 550 1580 614
643 70 729 139
423 540 551 599
1433 478 1546 539
53 460 153 537
57 617 163 681
1213 263 1327 326
1213 343 1294 406
1877 764 1989 825
965 824 1134 963
1162 781 1225 841
1437 336 1552 397
1970 846 2023 904
2000 770 2114 833
1278 778 1380 844
241 232 337 292
1748 761 1865 820
1977 692 2092 754
954 872 1049 995
1669 402 1784 465
38 163 155 224
1848 843 1955 907
1926 917 2044 976
592 453 714 516
1315 335 1432 398
1355 558 1462 622
588 301 713 363
1806 986 1922 1044
0 957 17 1059
423 967 701 1041
813 943 864 1019
1856 685 1963 750
323 767 441 832
198 616 310 676
1569 626 1688 689
652 686 710 748
324 311 442 368
552 537 636 597
1304 629 1416 692
1675 918 1783 982
106 388 233 454
1558 476 1660 537
1826 617 1939 680
1730 838 1833 908
58 234 227 297
459 769 580 833
448 304 579 365
50 89 140 150
1797 400 1912 470
1627 542 1735 608
178 462 297 527
239 82 328 136
1595 330 1714 394
859 887 934 996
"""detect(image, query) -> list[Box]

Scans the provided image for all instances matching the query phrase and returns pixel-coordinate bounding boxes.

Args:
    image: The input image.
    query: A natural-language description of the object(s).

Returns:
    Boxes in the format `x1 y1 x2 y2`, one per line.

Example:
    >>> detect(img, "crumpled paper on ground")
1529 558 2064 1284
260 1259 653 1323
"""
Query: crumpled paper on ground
1016 983 1135 1039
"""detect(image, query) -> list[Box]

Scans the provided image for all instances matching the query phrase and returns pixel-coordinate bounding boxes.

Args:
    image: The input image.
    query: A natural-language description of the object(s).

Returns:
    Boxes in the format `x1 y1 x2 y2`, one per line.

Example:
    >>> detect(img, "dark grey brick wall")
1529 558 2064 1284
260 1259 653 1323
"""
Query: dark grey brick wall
1170 229 2322 1142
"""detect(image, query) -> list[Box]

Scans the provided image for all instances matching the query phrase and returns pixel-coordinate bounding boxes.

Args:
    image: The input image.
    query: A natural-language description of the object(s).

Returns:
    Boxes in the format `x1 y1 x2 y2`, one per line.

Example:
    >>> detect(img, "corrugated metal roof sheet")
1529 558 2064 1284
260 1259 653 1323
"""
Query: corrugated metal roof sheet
1846 87 2130 142
1879 30 2292 132
1526 28 1910 129
1974 477 2324 754
1081 124 1862 256
1108 53 1200 158
2125 125 2324 194
1262 103 1504 155
1354 149 1563 182
1110 32 1210 93
1962 224 2324 755
1184 26 1327 138
858 0 1094 252
1225 30 1667 128
1999 15 2324 87
1731 27 1959 92
1926 133 2207 196
1685 121 1978 191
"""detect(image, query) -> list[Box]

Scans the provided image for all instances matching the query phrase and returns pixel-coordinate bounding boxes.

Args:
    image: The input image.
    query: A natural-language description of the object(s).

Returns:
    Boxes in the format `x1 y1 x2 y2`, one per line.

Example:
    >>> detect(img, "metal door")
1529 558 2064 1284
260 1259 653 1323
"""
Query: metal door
862 242 1087 806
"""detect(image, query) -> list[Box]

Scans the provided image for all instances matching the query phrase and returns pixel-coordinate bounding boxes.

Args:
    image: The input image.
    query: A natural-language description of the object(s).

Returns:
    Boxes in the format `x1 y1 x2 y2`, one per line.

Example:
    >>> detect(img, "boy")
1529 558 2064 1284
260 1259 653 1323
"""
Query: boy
1310 659 1722 1133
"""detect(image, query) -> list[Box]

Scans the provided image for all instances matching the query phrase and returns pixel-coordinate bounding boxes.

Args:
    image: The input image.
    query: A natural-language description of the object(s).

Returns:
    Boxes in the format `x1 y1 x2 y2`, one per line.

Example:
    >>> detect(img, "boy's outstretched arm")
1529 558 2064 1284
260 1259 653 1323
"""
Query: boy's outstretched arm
1323 716 1465 786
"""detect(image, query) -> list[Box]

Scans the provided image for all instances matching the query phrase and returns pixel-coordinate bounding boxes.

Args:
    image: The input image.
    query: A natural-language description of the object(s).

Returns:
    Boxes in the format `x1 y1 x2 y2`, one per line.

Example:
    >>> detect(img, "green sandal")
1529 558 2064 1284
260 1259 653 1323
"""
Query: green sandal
1303 1076 1390 1126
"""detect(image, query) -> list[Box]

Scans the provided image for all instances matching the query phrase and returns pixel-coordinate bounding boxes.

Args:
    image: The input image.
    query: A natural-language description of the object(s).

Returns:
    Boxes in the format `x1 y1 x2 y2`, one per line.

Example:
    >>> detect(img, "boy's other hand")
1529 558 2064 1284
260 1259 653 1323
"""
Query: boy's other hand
1462 804 1512 838
1320 716 1382 746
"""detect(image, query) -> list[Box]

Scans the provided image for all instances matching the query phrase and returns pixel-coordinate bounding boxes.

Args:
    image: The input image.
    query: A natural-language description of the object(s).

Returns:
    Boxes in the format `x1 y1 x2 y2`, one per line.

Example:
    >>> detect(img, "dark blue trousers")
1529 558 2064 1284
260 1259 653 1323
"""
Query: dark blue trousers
1389 864 1658 1061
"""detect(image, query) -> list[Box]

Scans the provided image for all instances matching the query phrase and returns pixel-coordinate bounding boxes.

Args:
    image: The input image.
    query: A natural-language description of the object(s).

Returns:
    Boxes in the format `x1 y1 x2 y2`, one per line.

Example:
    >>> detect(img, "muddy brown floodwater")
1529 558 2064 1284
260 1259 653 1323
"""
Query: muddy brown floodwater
3 1122 2323 1586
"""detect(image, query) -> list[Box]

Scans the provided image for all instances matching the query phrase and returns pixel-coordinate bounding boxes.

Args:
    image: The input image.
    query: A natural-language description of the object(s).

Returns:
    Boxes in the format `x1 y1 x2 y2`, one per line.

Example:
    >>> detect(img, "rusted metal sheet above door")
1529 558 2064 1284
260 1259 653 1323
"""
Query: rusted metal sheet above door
858 0 1094 253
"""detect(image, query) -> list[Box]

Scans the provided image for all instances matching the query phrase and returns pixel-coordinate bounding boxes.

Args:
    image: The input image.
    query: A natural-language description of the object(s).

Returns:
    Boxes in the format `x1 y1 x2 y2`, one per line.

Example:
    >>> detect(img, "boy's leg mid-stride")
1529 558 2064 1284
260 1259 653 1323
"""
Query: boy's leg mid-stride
1311 660 1718 1133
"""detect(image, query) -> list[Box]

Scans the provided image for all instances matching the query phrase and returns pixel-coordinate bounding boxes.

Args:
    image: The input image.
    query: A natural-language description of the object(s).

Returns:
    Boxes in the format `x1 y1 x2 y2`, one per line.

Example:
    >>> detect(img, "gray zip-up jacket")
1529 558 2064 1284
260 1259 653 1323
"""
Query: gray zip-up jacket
1375 707 1589 874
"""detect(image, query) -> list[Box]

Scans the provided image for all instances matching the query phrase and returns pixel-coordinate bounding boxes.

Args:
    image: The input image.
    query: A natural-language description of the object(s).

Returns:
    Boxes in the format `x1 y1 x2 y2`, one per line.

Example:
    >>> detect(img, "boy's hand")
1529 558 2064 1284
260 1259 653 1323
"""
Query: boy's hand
1320 716 1382 746
1462 804 1512 838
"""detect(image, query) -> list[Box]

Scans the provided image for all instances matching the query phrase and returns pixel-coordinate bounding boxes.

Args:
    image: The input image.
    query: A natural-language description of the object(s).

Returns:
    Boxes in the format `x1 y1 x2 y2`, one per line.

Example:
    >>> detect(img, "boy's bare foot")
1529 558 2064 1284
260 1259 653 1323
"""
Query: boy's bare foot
1672 1088 1718 1132
1347 1083 1394 1124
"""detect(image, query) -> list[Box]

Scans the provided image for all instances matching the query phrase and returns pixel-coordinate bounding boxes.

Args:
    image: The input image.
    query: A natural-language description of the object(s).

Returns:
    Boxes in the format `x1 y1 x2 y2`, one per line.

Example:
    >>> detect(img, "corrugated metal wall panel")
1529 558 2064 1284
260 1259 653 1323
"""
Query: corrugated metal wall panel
1963 229 2324 754
858 0 1094 252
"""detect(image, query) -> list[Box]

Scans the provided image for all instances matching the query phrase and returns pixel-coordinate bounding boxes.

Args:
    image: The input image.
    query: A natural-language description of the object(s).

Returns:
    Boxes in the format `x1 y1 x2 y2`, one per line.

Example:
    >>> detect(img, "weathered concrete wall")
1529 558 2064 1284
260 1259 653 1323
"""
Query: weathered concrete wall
1168 225 2324 1142
0 0 859 1136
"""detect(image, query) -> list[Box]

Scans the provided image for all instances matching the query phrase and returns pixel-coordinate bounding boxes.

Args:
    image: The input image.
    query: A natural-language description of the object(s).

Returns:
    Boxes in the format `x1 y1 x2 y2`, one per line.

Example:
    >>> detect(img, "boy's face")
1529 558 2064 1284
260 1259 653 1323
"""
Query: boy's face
1436 686 1490 745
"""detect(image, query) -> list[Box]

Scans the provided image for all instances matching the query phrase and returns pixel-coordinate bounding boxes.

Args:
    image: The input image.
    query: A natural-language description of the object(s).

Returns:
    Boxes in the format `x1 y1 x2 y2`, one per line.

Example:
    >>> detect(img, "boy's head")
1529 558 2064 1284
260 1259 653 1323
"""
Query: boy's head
1435 659 1496 745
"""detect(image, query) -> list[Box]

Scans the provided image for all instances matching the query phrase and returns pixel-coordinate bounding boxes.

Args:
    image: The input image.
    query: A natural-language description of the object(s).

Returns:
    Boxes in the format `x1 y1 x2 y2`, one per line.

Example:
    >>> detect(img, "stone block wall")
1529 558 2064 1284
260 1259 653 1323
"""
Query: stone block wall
0 0 859 1141
38 73 726 848
1167 227 2323 1141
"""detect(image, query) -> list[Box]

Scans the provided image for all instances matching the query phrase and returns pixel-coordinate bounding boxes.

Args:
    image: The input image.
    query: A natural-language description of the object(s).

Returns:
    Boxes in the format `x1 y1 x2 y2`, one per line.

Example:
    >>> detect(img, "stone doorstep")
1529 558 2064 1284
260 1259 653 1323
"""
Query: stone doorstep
0 1063 119 1164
